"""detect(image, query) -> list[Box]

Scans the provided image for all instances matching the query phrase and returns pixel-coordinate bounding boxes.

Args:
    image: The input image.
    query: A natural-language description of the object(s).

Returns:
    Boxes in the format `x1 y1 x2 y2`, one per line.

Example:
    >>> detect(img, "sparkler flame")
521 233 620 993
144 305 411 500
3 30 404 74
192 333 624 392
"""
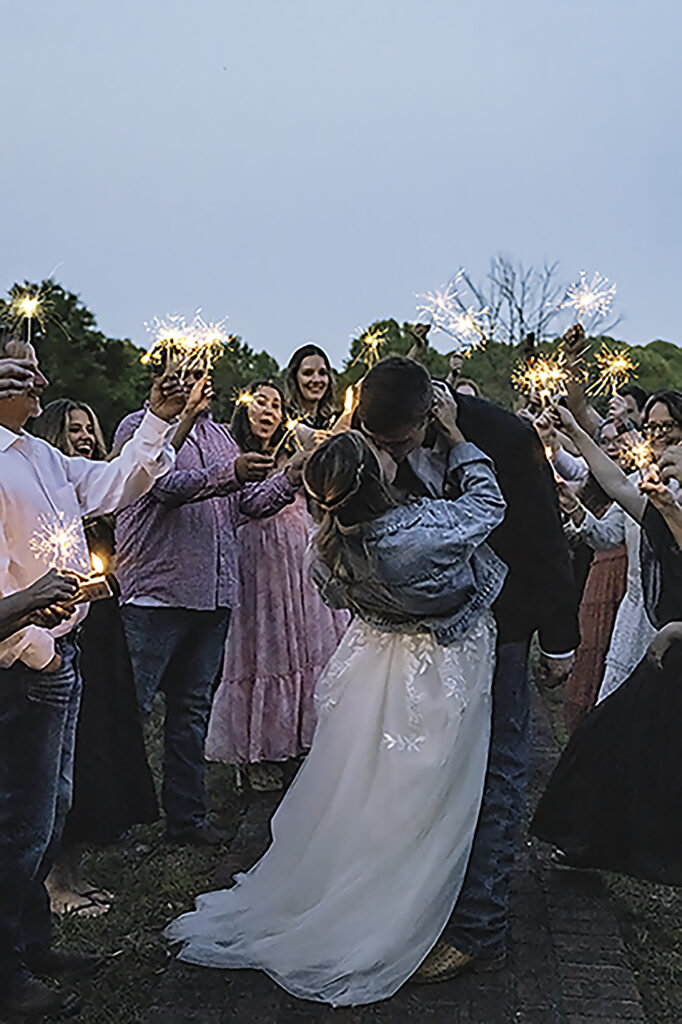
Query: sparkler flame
234 389 254 407
586 343 638 397
90 553 105 576
562 271 616 323
272 414 306 459
29 513 88 572
343 386 355 415
350 326 388 369
511 352 571 407
8 289 49 343
141 313 230 374
415 275 488 352
620 435 655 474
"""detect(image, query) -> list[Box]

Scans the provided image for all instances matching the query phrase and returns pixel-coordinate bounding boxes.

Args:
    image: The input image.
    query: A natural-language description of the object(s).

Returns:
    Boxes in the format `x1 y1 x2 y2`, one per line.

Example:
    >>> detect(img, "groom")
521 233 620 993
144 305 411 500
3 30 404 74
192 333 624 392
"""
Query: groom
357 355 579 981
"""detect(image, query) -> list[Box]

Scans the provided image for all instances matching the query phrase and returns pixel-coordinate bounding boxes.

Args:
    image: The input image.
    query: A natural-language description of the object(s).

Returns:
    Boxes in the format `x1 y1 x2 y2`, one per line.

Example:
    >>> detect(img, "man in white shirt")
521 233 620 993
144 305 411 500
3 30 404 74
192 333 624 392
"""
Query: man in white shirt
0 333 183 1019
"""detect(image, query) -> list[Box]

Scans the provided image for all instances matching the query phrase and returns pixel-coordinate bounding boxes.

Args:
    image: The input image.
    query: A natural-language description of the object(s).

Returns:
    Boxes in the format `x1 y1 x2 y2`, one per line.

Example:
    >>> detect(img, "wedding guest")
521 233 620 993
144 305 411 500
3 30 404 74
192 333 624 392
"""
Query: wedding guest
0 570 80 642
532 409 682 882
206 382 350 791
564 324 647 435
0 333 182 1020
283 344 337 428
355 356 579 982
114 367 303 846
32 400 158 919
562 391 682 704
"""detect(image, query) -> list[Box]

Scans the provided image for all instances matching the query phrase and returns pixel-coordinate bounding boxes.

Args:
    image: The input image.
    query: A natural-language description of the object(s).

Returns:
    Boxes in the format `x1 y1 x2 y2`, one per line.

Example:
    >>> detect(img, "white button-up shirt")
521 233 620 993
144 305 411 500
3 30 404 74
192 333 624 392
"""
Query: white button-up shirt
0 410 176 669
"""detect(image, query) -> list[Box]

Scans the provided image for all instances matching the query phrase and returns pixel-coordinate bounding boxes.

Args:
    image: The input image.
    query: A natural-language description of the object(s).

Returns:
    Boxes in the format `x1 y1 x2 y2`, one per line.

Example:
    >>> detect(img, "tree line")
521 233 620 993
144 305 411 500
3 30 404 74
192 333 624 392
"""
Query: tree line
1 279 680 443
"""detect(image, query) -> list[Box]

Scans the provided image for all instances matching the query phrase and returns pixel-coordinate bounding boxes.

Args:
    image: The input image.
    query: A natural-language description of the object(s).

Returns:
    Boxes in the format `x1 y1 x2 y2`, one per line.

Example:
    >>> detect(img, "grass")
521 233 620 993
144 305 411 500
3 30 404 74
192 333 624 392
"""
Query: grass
52 706 244 1024
538 678 682 1023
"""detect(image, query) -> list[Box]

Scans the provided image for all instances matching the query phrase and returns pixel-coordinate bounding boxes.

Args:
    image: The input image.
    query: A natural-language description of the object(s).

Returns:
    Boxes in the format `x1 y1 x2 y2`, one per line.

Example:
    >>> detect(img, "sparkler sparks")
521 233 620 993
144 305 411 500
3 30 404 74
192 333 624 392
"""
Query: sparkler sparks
415 277 488 352
271 414 306 459
234 388 255 407
561 271 616 324
141 313 230 375
619 435 655 475
511 352 571 407
29 513 88 572
586 343 639 397
349 326 388 369
8 288 50 343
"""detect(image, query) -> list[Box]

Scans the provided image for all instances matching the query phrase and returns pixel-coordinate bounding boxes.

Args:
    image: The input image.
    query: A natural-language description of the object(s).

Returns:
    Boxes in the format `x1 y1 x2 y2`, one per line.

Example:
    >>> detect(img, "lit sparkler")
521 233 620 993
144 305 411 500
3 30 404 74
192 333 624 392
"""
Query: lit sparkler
511 352 571 407
271 415 306 459
141 313 230 375
619 435 655 476
415 277 488 352
29 513 88 572
586 343 638 397
234 388 255 407
8 289 49 344
349 325 388 369
561 271 616 324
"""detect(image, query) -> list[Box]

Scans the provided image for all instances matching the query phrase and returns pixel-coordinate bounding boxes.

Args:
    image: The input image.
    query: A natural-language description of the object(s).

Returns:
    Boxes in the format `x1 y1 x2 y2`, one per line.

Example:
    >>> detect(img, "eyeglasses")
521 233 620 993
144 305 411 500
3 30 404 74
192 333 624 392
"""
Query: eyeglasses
643 421 679 438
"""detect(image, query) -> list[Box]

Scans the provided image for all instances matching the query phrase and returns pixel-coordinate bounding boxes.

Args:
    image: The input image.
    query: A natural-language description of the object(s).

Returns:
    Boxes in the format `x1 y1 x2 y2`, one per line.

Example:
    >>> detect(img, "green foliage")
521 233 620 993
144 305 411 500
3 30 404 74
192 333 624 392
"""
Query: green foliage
210 338 280 424
2 281 680 441
0 280 150 443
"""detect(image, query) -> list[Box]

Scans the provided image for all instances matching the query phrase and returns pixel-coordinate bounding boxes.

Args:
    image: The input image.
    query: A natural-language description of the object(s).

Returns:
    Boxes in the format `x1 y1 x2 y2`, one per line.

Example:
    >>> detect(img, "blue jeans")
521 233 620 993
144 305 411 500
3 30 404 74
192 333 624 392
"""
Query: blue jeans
120 606 230 836
444 638 530 959
0 637 82 988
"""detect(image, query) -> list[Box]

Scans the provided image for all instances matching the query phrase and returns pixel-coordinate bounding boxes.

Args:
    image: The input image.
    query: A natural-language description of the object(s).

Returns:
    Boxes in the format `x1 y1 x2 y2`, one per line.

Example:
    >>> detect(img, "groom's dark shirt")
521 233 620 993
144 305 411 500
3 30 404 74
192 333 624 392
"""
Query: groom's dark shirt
400 391 580 655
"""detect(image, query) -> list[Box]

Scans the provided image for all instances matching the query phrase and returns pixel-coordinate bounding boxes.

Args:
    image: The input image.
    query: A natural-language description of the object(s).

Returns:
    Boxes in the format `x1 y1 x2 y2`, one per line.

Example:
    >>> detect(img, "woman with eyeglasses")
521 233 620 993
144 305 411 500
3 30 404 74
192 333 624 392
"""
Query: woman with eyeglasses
558 391 682 705
532 401 682 884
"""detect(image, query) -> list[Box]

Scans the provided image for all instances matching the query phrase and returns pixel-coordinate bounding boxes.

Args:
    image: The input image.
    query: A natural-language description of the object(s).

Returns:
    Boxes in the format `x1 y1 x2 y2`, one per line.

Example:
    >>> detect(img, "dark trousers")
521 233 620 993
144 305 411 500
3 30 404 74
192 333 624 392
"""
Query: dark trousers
120 606 230 836
0 638 81 988
444 638 530 959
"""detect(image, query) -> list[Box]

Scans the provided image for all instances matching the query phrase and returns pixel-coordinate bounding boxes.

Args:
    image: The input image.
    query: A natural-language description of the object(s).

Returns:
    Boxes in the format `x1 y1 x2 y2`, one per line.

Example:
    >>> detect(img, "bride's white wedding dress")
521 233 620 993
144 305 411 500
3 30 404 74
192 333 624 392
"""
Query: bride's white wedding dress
166 443 507 1006
166 613 496 1006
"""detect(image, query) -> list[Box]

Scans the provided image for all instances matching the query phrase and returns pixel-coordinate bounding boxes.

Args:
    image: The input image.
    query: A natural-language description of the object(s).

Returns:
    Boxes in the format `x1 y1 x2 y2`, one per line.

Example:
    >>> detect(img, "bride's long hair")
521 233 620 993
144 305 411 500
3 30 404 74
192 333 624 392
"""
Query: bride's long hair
303 431 400 607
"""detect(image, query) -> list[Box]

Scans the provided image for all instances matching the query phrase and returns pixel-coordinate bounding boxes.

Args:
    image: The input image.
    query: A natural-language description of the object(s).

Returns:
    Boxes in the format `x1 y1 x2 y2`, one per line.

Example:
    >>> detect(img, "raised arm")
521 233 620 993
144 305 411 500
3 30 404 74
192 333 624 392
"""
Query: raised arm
550 404 646 523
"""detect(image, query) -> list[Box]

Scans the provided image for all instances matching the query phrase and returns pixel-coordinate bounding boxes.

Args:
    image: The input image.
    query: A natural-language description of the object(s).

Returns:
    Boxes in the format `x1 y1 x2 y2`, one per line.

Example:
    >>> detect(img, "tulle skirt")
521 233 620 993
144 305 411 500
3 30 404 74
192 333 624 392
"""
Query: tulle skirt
166 613 496 1006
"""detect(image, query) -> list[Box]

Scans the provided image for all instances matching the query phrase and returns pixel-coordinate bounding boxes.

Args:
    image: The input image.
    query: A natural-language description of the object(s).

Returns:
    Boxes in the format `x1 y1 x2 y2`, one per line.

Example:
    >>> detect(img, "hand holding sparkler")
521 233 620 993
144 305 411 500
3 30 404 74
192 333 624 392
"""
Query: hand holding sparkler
658 445 682 487
545 403 582 441
284 450 307 488
561 323 588 371
0 357 35 398
234 452 276 484
149 371 187 422
23 568 81 613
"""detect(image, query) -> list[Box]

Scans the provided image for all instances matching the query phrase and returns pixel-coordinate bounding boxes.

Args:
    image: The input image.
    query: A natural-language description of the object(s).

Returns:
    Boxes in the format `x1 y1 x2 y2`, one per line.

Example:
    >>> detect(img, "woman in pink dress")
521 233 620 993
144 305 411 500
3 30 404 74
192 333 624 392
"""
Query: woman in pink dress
206 381 349 791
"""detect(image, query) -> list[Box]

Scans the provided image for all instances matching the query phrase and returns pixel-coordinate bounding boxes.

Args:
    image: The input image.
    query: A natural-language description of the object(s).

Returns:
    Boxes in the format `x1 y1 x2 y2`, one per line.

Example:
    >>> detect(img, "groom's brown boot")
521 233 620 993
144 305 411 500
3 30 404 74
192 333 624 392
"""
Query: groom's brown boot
412 941 505 983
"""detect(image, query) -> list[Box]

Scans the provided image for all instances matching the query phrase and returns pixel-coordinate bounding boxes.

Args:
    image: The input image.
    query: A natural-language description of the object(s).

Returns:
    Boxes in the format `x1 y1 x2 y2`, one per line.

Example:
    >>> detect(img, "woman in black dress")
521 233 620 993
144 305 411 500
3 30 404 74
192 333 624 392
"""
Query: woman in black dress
532 402 682 884
31 400 158 916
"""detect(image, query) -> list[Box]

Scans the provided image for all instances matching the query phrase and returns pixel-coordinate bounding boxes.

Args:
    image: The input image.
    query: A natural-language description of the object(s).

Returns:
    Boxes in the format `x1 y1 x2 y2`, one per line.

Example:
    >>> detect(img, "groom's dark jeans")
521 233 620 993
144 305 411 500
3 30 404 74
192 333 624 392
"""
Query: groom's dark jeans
121 605 230 837
444 638 530 960
0 637 82 991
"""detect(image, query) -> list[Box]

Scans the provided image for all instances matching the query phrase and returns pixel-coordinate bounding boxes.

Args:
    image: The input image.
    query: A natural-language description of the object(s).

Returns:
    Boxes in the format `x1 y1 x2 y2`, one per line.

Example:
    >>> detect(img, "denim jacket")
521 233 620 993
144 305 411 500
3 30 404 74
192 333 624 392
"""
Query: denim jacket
311 442 508 646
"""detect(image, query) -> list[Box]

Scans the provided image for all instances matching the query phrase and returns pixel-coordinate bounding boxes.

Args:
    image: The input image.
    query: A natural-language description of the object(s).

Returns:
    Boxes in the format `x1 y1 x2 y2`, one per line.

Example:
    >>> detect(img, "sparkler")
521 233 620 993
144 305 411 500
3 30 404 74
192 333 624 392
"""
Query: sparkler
415 276 489 353
271 415 306 460
234 388 255 408
511 352 571 407
586 343 638 397
561 271 616 324
349 325 388 369
29 513 88 572
141 313 230 376
8 289 49 344
619 435 655 476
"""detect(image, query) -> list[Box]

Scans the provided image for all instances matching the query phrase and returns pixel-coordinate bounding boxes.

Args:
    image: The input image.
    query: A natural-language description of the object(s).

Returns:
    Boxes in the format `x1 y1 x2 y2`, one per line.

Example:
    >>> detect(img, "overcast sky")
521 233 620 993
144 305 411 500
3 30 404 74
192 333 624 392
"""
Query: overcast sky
2 0 681 367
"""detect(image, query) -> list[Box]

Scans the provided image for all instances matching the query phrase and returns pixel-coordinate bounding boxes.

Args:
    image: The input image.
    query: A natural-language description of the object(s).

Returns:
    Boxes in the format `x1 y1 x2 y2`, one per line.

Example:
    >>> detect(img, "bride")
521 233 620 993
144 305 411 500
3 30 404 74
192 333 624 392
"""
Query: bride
165 404 507 1007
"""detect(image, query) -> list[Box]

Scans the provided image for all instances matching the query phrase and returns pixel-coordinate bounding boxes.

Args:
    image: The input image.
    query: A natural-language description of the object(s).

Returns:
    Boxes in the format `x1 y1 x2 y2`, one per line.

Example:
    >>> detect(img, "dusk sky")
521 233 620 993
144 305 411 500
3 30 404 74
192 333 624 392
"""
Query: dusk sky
2 1 681 367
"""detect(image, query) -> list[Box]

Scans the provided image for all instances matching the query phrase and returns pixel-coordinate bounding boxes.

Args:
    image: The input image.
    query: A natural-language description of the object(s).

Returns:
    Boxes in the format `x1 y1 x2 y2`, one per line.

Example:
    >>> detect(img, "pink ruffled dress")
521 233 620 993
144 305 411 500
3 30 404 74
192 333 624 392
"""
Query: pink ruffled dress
206 495 350 764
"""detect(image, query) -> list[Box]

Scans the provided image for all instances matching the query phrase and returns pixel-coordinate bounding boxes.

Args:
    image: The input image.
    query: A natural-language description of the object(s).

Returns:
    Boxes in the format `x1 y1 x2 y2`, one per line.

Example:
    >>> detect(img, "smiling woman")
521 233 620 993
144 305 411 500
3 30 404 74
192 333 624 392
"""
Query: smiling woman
283 345 337 429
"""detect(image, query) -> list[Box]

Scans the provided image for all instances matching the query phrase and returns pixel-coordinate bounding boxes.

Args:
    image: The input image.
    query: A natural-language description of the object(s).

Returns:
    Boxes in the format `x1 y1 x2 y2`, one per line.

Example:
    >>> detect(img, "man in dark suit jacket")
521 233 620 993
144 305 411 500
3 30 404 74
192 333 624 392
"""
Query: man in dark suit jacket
357 356 579 981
